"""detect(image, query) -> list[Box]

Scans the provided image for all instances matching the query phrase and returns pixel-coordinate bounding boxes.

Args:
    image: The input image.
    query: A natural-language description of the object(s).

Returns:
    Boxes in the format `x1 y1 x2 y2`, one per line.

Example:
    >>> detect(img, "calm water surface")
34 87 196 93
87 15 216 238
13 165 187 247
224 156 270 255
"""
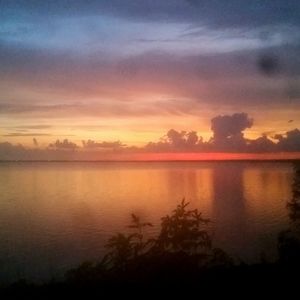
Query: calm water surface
0 161 294 283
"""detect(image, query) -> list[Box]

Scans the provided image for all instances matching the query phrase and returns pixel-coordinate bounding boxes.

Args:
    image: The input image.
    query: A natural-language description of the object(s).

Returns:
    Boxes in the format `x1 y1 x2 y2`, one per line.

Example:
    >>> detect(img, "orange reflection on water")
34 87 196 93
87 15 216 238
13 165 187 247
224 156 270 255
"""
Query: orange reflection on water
243 163 293 222
0 161 295 282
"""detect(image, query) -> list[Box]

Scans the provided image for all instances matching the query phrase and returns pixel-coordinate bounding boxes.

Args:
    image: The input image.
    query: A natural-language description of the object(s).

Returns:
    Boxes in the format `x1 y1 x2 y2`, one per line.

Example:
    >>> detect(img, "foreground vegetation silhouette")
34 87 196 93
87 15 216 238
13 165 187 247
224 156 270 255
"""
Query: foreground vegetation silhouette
65 199 233 286
3 163 300 296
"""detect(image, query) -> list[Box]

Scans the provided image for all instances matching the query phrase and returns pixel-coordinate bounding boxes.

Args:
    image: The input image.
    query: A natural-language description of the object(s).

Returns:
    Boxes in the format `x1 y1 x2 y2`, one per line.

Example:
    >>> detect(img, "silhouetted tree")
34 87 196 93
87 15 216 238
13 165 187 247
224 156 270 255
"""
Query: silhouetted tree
105 233 136 269
65 199 233 285
155 199 211 254
104 213 153 269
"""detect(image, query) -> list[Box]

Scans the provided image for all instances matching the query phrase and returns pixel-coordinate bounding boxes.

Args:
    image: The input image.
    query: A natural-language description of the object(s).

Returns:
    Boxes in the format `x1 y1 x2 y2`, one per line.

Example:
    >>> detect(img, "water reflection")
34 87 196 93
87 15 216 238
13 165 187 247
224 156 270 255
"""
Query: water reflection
211 163 248 260
165 165 214 213
0 161 294 282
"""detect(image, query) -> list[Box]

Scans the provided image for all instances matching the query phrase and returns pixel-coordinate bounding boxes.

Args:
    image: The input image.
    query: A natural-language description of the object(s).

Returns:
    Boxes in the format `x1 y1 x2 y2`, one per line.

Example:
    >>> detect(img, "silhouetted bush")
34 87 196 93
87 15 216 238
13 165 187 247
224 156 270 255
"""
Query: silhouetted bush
65 199 233 285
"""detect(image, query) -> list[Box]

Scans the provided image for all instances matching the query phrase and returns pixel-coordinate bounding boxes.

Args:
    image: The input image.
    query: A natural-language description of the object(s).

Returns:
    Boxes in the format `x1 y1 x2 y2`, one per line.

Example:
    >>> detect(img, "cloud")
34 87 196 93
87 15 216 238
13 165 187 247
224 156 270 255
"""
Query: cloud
1 113 300 161
0 101 188 119
210 113 253 151
0 103 81 114
2 133 52 137
10 125 52 130
49 139 78 150
82 140 126 149
211 113 253 140
0 142 78 160
144 113 300 153
2 1 300 30
0 1 299 138
248 135 276 152
145 129 205 152
274 129 300 151
1 40 299 122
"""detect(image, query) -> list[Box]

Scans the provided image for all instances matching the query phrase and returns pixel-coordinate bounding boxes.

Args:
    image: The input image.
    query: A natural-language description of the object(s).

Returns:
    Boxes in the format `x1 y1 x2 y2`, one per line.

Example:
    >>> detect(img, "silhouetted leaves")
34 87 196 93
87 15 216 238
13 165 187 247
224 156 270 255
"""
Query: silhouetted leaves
66 198 235 286
105 233 138 269
156 199 211 254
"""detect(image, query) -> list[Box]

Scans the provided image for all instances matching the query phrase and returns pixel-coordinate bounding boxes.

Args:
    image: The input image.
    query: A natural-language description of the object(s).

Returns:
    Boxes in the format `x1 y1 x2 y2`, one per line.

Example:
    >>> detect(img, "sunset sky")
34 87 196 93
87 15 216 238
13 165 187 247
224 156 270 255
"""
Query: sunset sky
1 1 300 159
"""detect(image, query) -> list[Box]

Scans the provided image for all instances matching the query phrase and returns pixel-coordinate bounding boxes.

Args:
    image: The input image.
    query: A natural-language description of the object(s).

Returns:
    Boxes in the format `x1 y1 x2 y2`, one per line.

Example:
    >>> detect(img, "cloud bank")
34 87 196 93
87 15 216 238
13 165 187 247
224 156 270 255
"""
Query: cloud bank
1 113 300 161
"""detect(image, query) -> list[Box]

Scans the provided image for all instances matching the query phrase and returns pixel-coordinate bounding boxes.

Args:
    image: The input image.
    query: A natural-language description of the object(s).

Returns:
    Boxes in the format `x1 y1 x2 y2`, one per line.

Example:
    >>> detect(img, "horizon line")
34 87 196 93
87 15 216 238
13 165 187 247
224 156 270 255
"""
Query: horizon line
1 159 300 163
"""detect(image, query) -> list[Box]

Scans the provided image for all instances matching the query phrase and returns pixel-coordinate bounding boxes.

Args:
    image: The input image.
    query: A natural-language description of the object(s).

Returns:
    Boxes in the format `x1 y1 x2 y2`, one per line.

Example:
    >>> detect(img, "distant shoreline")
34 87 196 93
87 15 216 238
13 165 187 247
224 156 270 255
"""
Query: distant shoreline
1 159 300 163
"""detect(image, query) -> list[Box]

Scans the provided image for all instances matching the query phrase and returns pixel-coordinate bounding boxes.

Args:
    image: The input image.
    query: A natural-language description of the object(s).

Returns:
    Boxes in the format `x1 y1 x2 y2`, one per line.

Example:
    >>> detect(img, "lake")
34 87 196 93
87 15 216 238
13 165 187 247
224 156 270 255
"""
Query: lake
0 161 295 283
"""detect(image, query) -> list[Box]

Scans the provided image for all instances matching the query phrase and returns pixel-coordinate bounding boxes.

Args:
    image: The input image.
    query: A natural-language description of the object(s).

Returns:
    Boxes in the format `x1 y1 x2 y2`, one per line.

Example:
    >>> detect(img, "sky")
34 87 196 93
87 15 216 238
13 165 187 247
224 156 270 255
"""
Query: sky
0 0 300 160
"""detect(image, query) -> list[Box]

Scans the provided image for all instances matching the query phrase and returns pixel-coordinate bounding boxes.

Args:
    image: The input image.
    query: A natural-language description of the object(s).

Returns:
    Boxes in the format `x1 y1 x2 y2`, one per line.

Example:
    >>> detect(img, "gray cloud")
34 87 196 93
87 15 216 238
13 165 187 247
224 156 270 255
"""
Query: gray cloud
1 41 300 120
248 135 276 152
1 1 299 124
1 1 300 30
208 113 253 152
274 129 300 151
144 113 300 153
211 113 253 143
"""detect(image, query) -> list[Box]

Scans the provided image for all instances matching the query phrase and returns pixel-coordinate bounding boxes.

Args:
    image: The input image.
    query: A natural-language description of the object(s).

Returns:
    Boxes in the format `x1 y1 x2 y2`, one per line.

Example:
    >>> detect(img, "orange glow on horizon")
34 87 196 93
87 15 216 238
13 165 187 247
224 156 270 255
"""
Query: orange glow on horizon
128 152 300 161
70 152 300 161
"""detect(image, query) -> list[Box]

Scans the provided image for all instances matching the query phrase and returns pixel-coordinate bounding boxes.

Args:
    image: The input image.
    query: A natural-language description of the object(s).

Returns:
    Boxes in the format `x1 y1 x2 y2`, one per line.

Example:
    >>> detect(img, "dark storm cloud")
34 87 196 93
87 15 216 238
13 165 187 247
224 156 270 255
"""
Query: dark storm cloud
1 0 300 30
